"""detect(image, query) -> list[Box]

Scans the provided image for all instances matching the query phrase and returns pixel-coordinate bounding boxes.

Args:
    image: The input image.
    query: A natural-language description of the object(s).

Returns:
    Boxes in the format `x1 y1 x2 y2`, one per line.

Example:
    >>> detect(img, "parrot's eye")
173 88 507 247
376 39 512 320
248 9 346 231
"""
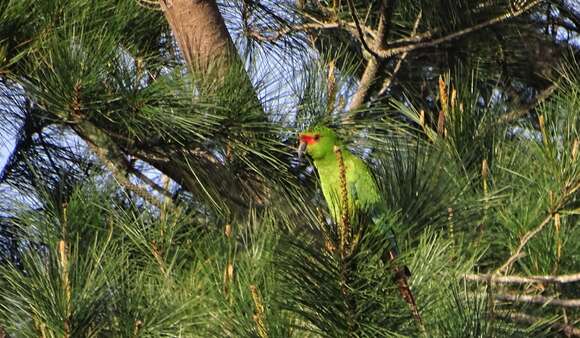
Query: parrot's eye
314 134 320 141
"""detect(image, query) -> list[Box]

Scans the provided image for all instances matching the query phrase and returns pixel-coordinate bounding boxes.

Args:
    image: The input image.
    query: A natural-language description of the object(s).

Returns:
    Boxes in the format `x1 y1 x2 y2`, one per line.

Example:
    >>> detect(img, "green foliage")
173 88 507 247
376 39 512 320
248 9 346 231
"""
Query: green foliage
1 0 579 337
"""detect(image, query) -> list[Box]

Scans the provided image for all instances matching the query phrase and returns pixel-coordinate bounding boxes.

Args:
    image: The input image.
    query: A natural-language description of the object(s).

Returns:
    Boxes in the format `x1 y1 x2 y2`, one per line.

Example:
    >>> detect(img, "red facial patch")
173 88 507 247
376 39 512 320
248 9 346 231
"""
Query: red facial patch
300 134 318 145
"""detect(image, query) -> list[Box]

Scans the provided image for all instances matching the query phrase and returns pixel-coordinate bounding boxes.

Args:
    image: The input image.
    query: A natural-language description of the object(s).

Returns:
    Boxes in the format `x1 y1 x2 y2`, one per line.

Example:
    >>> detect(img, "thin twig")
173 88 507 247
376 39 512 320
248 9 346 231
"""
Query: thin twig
497 181 580 274
246 12 376 44
246 22 342 42
464 272 580 284
496 294 580 308
378 11 422 96
496 214 553 274
346 0 380 58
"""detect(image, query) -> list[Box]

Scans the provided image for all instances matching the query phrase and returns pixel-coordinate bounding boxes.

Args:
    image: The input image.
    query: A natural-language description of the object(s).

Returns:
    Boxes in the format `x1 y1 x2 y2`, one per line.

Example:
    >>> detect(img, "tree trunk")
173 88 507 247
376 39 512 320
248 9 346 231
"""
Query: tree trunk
159 0 248 81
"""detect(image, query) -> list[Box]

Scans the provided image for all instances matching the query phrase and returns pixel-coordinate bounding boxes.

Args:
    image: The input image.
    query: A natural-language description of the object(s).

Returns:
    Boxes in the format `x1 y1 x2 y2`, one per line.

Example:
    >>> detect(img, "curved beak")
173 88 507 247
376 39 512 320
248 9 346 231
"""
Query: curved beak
297 140 307 162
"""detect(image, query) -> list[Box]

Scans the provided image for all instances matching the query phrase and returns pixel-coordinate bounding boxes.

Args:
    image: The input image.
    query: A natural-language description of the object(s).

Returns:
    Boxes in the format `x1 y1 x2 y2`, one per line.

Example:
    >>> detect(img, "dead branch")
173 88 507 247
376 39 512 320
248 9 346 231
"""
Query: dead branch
464 272 580 284
245 11 376 45
507 312 580 337
247 0 541 63
496 294 580 308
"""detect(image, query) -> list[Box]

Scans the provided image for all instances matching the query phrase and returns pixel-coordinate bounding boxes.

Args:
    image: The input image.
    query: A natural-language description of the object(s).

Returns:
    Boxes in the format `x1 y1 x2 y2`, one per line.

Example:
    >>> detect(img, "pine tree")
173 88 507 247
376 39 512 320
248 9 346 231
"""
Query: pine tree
0 0 579 336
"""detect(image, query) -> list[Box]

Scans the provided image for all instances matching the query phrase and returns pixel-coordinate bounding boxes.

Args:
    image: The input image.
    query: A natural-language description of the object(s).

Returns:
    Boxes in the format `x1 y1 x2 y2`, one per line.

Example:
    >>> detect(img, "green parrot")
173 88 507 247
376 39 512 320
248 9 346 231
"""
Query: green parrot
298 126 423 324
297 126 380 223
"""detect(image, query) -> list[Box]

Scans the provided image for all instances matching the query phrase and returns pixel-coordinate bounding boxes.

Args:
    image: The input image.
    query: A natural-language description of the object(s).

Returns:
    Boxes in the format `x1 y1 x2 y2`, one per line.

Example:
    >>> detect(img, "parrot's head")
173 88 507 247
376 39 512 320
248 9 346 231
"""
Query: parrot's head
297 126 338 161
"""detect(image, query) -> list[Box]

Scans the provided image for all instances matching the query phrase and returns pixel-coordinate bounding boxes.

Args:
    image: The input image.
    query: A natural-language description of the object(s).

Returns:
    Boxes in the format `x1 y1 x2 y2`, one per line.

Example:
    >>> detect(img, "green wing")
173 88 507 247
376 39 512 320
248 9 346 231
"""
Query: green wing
345 153 381 211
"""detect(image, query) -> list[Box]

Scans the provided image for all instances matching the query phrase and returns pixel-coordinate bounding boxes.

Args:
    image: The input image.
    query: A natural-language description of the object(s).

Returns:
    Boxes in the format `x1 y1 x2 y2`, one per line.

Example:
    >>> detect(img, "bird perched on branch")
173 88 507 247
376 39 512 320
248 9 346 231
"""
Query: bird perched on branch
297 126 422 325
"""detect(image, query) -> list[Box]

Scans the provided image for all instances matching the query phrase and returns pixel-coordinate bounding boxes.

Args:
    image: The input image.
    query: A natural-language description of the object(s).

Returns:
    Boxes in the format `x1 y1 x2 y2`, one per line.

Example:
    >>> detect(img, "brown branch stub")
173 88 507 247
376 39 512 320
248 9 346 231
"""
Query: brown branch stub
390 256 425 332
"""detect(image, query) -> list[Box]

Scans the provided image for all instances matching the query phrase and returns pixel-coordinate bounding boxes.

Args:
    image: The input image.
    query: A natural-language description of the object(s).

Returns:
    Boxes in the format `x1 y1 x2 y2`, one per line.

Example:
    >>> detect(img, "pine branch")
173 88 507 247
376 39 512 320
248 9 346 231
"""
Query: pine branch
76 123 163 208
498 83 558 124
371 0 543 59
126 161 174 200
464 272 580 284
